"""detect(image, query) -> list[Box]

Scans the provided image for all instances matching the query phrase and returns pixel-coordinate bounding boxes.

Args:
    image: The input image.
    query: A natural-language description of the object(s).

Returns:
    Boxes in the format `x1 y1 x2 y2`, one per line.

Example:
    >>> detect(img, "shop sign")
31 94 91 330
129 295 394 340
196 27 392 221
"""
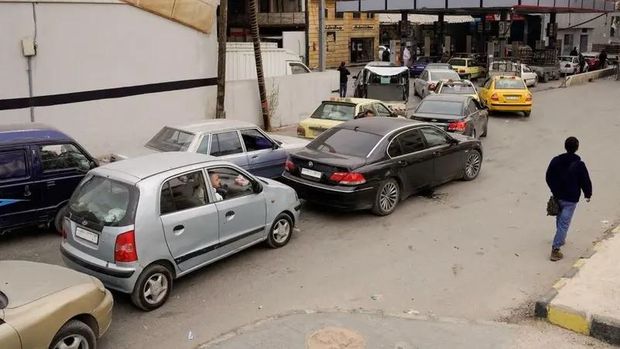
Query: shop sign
353 24 375 30
326 25 344 31
485 13 525 21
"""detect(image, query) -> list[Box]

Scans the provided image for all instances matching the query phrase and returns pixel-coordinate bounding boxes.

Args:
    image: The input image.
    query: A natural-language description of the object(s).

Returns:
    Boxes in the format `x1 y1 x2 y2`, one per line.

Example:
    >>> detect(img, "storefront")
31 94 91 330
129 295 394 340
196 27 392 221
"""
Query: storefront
351 36 374 63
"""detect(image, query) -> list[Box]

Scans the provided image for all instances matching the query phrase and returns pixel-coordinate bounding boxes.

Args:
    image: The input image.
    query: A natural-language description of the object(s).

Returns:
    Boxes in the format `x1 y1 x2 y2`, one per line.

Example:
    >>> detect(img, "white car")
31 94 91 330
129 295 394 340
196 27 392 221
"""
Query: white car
560 56 582 74
413 69 461 98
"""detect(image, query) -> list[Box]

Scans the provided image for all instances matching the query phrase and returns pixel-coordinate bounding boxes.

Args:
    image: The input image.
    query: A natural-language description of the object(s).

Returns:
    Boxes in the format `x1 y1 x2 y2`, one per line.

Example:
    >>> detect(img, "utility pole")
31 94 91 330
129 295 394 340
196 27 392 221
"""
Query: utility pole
216 0 227 119
318 0 326 71
249 0 271 131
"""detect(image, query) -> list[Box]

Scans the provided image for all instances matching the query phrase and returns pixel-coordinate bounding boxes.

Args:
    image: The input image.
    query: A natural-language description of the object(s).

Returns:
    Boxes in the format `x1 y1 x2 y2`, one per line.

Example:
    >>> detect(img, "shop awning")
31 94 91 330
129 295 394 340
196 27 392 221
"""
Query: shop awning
379 13 476 24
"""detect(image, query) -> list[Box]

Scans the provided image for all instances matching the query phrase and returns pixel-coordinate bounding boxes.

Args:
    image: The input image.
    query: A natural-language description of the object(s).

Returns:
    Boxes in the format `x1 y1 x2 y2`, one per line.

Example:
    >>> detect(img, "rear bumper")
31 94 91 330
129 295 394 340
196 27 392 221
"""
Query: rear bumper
281 173 376 211
488 103 532 112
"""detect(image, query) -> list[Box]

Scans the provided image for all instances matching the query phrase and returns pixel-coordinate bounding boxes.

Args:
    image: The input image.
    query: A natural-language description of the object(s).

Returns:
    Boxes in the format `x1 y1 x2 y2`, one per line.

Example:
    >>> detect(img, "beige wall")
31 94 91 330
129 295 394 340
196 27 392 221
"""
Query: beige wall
307 0 379 69
123 0 217 34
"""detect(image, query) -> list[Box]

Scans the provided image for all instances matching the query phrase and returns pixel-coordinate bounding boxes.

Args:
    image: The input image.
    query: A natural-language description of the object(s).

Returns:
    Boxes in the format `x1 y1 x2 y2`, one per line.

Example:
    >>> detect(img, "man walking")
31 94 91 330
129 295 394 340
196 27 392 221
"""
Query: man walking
598 49 608 69
337 61 350 98
570 47 578 56
545 137 592 261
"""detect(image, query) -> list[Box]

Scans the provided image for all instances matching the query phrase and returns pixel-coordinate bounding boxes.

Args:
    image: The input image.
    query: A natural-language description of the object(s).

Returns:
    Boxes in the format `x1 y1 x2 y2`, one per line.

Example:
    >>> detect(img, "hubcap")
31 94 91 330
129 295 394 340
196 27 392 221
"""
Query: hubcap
54 334 89 349
465 152 481 178
272 219 291 244
143 273 169 305
379 182 399 212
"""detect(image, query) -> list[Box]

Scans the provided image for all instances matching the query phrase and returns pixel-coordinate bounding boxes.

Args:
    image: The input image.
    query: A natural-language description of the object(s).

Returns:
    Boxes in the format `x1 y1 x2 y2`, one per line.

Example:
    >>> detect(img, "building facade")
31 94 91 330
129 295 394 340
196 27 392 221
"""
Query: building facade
557 9 620 55
307 0 379 68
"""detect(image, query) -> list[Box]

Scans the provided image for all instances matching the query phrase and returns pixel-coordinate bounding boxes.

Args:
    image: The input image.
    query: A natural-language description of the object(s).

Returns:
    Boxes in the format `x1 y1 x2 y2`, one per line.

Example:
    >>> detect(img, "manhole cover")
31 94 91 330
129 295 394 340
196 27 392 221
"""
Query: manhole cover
306 326 365 349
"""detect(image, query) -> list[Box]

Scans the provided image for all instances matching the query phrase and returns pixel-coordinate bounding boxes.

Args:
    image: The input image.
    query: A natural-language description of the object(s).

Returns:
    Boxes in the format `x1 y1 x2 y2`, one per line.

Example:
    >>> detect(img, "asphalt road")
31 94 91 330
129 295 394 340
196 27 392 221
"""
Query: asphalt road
1 79 619 349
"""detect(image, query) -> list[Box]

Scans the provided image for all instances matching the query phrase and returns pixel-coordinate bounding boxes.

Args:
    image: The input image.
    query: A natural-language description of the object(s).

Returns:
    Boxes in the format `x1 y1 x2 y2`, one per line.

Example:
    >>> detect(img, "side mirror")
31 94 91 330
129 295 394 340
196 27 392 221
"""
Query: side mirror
273 141 281 149
252 181 263 194
90 160 98 169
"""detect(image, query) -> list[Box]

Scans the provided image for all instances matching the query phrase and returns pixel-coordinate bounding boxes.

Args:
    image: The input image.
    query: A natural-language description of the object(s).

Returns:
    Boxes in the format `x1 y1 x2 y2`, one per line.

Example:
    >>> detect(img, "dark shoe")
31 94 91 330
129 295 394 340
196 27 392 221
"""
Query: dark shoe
550 249 563 262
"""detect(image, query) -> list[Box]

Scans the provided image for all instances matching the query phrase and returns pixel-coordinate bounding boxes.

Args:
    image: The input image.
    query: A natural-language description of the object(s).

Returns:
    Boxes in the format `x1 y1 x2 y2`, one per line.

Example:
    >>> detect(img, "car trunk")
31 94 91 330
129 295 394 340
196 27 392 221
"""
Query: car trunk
495 89 529 103
288 149 367 185
412 113 463 130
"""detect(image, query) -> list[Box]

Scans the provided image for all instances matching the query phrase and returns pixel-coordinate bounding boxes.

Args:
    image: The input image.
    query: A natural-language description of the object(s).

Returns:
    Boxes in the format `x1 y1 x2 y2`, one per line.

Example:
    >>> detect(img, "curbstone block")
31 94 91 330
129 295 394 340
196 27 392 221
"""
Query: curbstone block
535 288 558 318
562 267 579 278
548 304 590 335
552 278 569 290
612 225 620 234
591 315 620 345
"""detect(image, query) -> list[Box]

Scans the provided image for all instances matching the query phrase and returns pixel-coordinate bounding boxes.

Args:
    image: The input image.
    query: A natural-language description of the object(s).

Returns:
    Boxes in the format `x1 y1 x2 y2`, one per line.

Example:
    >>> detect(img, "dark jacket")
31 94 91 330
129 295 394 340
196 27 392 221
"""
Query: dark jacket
546 153 592 203
337 66 350 83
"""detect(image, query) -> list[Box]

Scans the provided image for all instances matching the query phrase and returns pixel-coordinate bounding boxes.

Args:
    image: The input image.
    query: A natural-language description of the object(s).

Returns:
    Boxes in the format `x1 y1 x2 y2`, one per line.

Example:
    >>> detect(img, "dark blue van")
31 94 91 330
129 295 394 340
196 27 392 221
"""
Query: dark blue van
0 124 97 234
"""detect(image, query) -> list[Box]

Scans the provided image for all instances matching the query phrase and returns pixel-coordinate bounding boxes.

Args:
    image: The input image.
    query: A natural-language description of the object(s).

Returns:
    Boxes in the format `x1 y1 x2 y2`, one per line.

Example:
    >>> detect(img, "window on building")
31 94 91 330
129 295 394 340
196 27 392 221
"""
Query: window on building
353 12 361 19
335 11 344 19
324 8 328 18
259 0 269 12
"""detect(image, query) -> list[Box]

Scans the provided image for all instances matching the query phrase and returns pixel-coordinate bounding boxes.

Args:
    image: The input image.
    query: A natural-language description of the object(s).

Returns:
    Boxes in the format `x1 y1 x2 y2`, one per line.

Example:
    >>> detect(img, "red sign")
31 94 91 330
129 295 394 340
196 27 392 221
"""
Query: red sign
485 14 525 21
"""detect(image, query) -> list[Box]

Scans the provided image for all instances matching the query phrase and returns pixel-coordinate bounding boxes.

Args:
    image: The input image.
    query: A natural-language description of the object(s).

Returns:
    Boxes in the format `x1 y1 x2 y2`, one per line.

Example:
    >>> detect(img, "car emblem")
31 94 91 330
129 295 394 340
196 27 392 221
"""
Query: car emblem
82 220 88 226
308 161 313 168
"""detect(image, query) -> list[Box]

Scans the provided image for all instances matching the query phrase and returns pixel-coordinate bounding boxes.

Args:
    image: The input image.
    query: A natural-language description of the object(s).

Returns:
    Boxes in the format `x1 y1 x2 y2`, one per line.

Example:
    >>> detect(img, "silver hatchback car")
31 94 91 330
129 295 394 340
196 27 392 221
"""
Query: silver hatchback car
61 152 300 310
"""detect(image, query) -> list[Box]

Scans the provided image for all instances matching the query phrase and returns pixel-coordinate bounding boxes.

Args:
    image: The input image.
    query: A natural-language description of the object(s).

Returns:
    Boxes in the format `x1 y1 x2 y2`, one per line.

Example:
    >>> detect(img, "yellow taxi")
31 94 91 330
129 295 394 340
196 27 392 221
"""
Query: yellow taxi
297 97 396 139
448 57 486 80
434 79 480 103
478 75 533 117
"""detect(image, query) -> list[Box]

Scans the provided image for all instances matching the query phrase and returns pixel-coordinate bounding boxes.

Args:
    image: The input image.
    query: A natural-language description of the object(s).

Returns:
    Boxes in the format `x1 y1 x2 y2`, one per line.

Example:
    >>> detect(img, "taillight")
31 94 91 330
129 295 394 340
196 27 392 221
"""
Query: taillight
526 94 532 102
329 172 366 185
459 69 466 73
285 159 296 172
491 93 499 101
296 126 305 137
448 121 467 132
115 230 137 263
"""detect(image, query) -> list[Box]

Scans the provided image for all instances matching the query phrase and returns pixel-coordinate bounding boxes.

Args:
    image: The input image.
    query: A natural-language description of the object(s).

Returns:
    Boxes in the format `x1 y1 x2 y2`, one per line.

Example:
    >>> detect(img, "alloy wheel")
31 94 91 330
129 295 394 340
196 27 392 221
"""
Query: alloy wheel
465 152 482 179
143 273 169 305
379 182 399 212
272 218 291 244
53 334 89 349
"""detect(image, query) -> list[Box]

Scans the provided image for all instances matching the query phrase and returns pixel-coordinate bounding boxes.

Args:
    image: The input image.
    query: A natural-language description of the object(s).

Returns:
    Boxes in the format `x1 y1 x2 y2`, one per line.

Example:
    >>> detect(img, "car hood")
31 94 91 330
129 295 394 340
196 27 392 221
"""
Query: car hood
109 145 159 161
292 148 367 169
412 112 463 121
268 133 310 151
0 261 93 309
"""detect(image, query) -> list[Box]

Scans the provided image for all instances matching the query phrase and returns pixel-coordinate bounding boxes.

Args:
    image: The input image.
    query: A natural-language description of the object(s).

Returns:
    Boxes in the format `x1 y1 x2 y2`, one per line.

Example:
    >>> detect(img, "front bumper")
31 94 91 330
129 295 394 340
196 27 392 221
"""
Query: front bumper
281 173 376 211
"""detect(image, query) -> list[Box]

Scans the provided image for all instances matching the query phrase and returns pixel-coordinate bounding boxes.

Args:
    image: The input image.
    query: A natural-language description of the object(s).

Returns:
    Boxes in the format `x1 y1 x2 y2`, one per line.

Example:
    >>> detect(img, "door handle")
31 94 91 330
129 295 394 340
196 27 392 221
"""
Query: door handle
225 211 235 221
251 155 259 159
24 185 31 197
47 181 56 187
397 160 407 167
173 225 185 235
173 225 184 231
433 151 441 156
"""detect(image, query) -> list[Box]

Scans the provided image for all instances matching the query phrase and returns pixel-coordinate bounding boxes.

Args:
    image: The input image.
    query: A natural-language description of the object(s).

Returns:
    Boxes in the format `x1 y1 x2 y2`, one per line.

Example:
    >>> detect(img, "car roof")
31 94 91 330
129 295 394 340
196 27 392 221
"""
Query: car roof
324 97 382 105
171 119 258 134
94 152 217 181
0 123 73 146
492 75 525 81
421 94 470 103
337 117 423 136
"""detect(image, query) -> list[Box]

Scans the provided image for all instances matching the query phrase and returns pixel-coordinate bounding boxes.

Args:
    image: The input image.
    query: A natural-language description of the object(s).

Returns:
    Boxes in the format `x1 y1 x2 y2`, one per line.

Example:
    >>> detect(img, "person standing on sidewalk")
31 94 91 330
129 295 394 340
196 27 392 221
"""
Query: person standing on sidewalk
337 61 351 98
545 137 592 261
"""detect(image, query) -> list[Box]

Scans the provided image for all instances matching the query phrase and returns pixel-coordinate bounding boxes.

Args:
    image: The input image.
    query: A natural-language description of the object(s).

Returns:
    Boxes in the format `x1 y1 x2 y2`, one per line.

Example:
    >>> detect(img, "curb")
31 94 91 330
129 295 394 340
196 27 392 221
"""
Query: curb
535 224 620 345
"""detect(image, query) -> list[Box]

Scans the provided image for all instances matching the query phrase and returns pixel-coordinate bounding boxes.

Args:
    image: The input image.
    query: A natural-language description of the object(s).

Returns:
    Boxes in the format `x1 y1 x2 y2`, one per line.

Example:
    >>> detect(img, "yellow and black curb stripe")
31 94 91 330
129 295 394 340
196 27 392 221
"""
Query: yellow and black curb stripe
535 225 620 345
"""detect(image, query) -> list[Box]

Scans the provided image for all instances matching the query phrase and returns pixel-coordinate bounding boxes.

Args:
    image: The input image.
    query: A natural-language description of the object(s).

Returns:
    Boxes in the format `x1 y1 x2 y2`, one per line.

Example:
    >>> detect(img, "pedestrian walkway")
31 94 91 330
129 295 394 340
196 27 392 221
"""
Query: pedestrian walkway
199 310 610 349
537 225 620 345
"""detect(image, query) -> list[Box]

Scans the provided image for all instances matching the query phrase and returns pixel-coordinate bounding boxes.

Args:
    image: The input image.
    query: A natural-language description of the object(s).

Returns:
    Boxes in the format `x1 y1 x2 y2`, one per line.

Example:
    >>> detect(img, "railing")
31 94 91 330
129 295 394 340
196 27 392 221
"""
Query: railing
257 12 306 26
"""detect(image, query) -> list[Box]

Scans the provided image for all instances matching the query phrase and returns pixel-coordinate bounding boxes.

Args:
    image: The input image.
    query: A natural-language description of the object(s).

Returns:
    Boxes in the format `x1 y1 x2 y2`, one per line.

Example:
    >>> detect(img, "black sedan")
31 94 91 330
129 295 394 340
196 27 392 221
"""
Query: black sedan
411 94 488 139
281 118 483 216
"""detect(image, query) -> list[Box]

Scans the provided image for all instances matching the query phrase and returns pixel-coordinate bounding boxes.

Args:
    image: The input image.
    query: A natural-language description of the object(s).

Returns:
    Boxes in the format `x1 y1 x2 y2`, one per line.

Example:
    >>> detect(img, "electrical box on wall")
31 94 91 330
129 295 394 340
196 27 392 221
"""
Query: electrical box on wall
21 37 36 57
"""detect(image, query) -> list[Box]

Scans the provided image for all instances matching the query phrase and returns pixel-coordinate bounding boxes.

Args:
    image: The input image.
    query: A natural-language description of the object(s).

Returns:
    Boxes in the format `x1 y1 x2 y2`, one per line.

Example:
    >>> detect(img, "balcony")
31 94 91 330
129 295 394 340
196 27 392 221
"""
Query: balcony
257 12 306 27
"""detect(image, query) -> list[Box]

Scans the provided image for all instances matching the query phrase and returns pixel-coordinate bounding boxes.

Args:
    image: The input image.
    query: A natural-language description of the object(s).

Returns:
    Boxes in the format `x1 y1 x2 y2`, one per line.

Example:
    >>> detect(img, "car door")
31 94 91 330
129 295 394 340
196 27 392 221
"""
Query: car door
479 78 493 106
465 99 483 137
420 127 464 184
387 129 434 195
208 131 250 170
0 147 42 230
159 170 220 271
36 143 93 214
205 166 267 256
240 128 285 178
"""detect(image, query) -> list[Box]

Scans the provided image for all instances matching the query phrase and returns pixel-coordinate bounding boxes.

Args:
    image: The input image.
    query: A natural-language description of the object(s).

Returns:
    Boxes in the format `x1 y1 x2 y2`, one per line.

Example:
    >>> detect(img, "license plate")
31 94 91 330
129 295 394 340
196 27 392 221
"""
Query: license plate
301 168 322 180
76 227 99 244
506 96 520 100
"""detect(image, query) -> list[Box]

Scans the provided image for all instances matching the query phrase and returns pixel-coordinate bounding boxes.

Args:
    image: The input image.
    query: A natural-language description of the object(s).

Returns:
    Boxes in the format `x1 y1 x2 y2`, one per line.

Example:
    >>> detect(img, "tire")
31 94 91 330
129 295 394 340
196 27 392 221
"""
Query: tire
266 213 293 249
54 205 68 235
49 320 96 349
131 264 173 311
524 111 531 117
462 150 482 181
371 178 400 216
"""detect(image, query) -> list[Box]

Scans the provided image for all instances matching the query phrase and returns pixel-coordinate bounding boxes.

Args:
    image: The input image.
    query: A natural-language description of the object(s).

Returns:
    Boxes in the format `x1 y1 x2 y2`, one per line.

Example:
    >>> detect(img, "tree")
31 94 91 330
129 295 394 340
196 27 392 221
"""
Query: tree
216 0 227 119
248 0 271 130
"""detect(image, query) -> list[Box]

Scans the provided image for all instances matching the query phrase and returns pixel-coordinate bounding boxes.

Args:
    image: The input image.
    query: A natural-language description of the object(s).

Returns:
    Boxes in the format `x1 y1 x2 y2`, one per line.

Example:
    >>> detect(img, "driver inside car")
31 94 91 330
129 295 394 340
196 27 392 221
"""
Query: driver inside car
209 172 228 201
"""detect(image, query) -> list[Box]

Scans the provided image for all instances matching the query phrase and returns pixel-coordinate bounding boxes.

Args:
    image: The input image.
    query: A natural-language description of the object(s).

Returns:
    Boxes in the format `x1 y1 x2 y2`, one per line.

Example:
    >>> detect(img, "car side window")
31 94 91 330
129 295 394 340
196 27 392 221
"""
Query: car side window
467 100 478 114
483 79 492 89
290 63 310 74
373 103 392 117
0 149 28 181
206 167 255 202
39 144 90 172
209 131 244 157
398 129 426 154
421 127 450 148
241 129 273 152
160 171 208 215
196 135 210 154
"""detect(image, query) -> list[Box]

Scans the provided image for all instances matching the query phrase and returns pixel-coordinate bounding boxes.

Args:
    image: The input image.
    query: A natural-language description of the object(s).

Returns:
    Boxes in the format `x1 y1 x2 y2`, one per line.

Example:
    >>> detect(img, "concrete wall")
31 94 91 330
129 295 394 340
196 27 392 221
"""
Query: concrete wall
563 66 617 87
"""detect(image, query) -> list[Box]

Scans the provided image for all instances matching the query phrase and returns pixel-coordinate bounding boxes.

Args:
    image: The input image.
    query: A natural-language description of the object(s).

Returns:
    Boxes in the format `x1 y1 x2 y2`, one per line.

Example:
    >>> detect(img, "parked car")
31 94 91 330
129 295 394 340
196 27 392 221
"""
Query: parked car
0 260 113 349
478 76 533 117
409 56 439 77
425 63 453 70
0 124 98 235
110 120 308 179
559 56 584 74
411 94 488 139
61 152 300 310
282 118 483 216
488 61 538 87
297 97 398 139
582 53 601 70
447 57 486 80
413 69 461 98
353 62 409 114
433 79 480 102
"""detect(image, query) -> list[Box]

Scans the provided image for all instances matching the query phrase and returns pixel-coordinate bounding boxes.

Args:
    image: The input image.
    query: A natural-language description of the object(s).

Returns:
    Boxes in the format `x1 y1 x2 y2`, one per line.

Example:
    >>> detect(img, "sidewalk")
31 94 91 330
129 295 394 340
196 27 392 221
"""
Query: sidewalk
536 225 620 345
199 310 610 349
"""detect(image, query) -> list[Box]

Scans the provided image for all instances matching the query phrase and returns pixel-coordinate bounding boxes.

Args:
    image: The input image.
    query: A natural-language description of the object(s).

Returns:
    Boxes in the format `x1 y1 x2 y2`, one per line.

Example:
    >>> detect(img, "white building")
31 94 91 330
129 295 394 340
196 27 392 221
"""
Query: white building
557 8 620 54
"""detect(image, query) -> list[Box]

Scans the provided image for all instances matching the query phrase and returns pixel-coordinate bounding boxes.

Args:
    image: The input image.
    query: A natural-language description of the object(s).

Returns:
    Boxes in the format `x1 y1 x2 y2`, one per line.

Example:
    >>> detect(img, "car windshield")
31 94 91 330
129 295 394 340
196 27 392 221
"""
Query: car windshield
448 59 467 66
440 84 476 94
69 175 138 227
145 127 195 152
430 71 459 81
311 102 356 121
416 100 463 115
308 128 382 158
560 56 573 62
495 79 526 89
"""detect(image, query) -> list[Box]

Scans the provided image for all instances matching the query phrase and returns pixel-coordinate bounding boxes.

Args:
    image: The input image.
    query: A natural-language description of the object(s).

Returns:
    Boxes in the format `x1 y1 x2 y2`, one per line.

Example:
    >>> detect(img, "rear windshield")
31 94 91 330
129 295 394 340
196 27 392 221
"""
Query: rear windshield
440 84 476 94
430 71 459 81
416 101 463 115
495 79 526 89
311 102 356 121
448 59 467 66
146 127 195 152
308 128 381 158
69 175 138 227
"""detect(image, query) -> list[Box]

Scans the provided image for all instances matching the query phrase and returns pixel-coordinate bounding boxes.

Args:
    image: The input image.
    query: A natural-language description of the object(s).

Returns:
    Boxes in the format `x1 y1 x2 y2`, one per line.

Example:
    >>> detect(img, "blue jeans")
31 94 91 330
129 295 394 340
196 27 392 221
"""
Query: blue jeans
553 200 578 249
339 83 347 97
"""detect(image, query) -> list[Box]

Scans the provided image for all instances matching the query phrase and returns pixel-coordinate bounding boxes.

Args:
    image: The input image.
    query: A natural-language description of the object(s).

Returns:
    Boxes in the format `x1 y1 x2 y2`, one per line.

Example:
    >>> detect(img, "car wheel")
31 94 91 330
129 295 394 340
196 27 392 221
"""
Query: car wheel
462 150 482 181
131 264 173 311
371 178 400 216
49 320 96 349
266 213 293 249
524 111 531 117
54 205 68 235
